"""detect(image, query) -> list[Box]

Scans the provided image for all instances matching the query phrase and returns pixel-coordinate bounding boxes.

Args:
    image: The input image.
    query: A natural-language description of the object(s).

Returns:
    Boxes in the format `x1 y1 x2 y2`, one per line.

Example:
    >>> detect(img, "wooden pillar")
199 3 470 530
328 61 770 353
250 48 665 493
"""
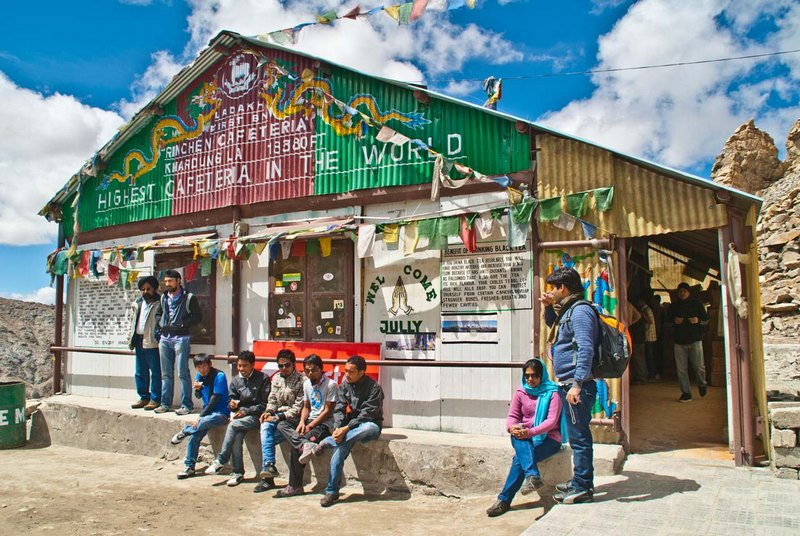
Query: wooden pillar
53 223 65 394
231 206 241 355
616 237 630 450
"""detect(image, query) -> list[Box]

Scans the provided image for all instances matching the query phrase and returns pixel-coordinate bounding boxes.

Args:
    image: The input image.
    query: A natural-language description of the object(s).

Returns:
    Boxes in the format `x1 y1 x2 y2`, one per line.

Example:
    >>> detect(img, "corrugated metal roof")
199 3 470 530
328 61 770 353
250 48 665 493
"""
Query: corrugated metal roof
40 29 761 217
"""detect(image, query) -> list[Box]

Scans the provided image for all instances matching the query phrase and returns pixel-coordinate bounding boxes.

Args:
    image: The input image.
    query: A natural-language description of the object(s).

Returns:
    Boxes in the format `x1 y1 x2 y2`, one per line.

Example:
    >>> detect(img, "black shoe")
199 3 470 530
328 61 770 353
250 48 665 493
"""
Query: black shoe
553 488 593 504
320 493 340 507
678 393 692 403
260 463 279 479
486 500 510 517
699 385 707 398
253 478 275 493
519 475 545 496
554 481 573 493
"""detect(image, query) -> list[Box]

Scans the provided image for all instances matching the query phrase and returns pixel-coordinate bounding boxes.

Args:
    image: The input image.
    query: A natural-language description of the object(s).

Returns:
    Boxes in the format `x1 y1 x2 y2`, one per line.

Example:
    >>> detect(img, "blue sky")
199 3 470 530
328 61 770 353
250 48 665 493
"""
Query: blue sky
0 0 798 303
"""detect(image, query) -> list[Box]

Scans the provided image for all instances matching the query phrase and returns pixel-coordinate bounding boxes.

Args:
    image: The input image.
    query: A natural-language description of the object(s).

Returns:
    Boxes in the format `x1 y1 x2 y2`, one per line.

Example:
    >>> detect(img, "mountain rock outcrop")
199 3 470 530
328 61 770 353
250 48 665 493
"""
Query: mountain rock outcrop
0 297 57 398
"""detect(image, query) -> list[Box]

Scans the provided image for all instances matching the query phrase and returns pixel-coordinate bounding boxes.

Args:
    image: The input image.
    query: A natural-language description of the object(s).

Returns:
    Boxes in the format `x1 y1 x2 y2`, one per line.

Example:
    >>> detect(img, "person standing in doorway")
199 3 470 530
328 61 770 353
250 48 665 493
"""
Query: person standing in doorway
128 275 162 411
155 269 203 415
668 282 709 402
541 267 598 505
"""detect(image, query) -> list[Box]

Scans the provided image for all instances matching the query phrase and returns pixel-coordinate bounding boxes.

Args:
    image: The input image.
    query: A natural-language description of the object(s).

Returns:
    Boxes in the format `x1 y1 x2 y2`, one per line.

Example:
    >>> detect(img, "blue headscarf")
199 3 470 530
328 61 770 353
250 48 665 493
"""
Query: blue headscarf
522 359 569 445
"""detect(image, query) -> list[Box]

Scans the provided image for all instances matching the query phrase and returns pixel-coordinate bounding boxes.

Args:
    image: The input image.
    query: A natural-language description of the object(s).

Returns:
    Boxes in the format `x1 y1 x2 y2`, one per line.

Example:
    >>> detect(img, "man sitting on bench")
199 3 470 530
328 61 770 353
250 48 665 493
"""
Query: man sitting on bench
302 354 384 507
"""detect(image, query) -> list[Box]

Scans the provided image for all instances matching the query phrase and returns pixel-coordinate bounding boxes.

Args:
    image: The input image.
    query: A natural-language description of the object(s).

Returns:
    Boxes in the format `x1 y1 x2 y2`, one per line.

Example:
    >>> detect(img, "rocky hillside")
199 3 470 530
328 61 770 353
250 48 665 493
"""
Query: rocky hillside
0 297 57 398
712 118 800 340
712 118 800 397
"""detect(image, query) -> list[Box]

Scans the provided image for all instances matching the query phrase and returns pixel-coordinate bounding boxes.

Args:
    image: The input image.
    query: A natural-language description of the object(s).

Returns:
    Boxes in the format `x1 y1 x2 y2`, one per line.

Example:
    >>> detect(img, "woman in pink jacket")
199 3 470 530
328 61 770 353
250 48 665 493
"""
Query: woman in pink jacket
487 358 565 517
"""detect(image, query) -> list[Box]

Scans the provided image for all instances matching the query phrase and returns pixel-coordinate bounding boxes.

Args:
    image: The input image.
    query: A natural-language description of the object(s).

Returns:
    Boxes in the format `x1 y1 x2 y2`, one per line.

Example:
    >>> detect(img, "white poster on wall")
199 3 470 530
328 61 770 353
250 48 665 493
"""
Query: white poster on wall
363 242 440 360
74 278 136 349
441 240 532 313
441 313 499 343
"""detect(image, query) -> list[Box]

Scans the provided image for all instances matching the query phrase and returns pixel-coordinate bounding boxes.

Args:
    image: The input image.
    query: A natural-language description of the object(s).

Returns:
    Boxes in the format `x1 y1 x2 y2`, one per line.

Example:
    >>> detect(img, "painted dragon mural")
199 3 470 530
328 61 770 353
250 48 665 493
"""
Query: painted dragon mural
103 81 221 187
259 58 430 137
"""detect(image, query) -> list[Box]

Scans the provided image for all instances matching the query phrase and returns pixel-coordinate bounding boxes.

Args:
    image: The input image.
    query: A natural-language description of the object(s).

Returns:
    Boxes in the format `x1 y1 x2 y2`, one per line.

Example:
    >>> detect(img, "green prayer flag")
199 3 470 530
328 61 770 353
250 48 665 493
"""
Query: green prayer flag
538 197 562 222
438 216 460 237
490 207 505 220
465 213 479 227
511 199 537 224
200 257 213 277
566 192 589 218
594 187 614 212
417 218 436 238
136 247 144 262
306 239 319 256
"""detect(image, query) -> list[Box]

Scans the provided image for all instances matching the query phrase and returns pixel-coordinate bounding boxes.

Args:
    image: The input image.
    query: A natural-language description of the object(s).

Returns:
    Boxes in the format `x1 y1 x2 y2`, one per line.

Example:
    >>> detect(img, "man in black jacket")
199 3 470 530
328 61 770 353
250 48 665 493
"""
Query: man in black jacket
205 351 270 486
155 269 203 415
302 355 383 507
668 282 709 402
128 276 162 411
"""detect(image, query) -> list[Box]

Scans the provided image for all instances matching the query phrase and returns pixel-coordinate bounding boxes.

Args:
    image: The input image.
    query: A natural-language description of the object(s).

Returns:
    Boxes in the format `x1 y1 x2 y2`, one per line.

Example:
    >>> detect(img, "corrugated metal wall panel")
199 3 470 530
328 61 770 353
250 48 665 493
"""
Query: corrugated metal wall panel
315 65 530 195
537 134 728 241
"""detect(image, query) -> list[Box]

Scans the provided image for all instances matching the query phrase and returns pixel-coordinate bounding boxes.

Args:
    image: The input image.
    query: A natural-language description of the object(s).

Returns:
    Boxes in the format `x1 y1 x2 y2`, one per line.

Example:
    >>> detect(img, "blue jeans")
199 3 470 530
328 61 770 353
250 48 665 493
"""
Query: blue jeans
183 412 228 468
217 415 260 475
134 340 161 403
320 422 381 495
498 436 561 503
159 336 193 409
260 420 286 468
558 381 597 492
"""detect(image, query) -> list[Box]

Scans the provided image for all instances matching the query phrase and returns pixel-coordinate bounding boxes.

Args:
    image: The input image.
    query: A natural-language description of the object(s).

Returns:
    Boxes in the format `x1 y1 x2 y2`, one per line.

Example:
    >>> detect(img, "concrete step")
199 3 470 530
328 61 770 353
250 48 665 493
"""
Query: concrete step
29 394 625 497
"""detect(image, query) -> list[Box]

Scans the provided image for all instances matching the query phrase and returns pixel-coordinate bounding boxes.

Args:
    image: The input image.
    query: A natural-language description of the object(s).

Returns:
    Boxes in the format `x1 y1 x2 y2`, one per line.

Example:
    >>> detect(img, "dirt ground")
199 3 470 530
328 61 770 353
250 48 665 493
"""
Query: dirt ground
0 445 544 535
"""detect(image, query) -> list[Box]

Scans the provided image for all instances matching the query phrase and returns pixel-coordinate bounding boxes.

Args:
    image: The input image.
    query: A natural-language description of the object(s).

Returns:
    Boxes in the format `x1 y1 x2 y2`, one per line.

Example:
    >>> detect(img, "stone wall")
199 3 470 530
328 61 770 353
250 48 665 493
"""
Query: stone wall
769 402 800 479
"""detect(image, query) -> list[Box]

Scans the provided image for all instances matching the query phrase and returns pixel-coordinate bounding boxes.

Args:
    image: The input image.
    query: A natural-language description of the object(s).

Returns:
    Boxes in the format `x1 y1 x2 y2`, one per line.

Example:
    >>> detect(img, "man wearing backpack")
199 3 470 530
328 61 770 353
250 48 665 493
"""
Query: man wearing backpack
155 269 203 415
542 267 599 504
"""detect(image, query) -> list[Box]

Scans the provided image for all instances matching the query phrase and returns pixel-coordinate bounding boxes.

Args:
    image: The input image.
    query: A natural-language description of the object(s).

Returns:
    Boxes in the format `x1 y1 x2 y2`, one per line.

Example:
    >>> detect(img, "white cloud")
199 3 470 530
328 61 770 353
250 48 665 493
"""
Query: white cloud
0 73 124 245
539 0 800 171
0 286 56 305
113 0 523 113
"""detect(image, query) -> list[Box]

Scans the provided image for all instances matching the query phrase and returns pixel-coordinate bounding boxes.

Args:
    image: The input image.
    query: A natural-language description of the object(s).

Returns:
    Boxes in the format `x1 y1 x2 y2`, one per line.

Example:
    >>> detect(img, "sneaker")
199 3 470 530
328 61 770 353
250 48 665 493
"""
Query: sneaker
260 463 279 479
170 430 188 445
699 385 708 398
519 475 545 496
320 492 340 507
554 481 573 493
298 441 324 465
177 467 195 479
131 398 149 409
678 393 693 403
274 485 304 498
553 487 593 504
486 500 510 517
205 460 224 475
253 478 275 493
226 473 244 487
144 401 159 411
174 407 192 416
154 405 172 414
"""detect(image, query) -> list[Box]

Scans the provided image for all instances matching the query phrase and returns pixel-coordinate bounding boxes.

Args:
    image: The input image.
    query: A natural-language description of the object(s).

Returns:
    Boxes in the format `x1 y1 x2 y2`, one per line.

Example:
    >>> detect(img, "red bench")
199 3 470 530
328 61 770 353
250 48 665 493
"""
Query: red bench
252 341 382 383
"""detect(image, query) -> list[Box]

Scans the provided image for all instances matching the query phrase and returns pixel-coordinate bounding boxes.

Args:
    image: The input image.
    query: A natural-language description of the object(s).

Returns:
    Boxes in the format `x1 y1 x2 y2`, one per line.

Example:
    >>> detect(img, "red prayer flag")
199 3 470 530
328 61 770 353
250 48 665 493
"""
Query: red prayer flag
184 261 199 282
459 215 476 253
342 5 361 19
410 0 429 21
290 240 306 257
77 250 91 277
107 264 119 286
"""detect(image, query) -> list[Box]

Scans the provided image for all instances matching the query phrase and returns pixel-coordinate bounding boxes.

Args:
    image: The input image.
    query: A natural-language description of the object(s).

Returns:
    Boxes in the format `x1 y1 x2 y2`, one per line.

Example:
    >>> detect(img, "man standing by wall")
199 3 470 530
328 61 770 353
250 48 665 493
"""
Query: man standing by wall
669 282 709 402
542 267 599 505
155 270 202 415
206 351 270 486
129 275 162 411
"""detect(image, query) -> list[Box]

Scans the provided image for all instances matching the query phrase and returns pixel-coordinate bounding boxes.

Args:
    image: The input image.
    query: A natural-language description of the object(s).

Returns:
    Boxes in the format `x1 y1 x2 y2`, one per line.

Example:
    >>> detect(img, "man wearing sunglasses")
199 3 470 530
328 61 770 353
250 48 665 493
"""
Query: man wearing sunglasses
254 349 304 493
